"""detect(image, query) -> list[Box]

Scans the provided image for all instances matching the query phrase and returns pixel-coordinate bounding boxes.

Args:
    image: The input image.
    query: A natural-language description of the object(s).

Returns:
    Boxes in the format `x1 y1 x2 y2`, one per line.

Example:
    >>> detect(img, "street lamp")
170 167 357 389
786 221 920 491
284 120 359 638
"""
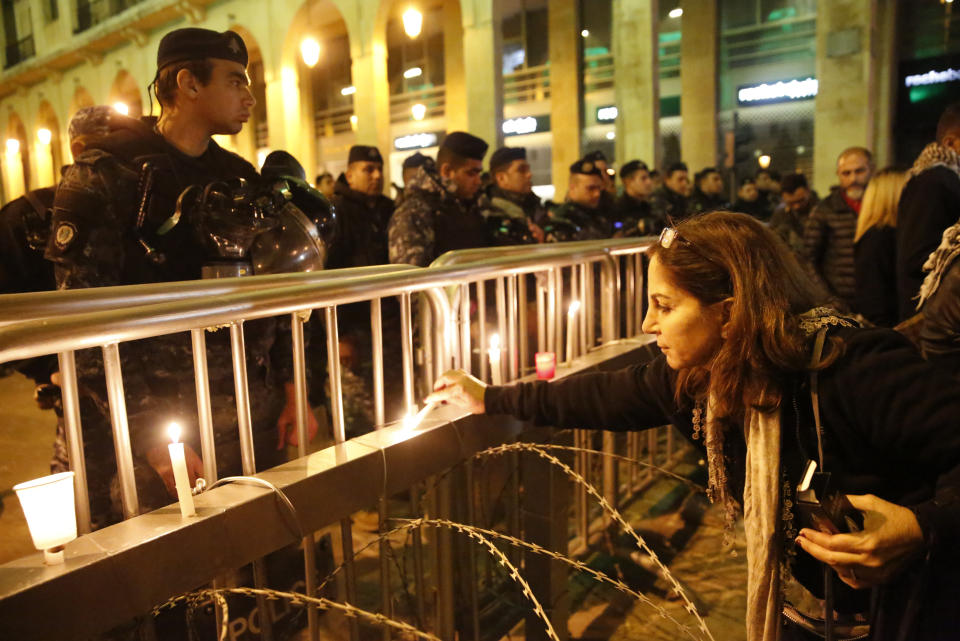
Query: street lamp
300 36 321 67
758 154 771 169
412 103 426 121
6 138 19 154
37 128 52 145
669 7 683 18
403 8 423 38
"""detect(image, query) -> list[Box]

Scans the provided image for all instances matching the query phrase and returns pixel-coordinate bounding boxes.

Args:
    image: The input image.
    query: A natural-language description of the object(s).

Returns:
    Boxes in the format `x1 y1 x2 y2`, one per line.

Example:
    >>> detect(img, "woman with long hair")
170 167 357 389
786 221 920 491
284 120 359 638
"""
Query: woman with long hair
428 212 960 641
853 168 910 326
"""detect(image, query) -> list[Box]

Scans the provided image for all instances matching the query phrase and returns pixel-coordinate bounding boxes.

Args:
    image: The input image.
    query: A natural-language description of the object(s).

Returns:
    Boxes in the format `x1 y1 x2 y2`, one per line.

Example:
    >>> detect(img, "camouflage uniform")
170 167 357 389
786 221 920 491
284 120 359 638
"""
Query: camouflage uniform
388 158 490 266
544 200 612 242
45 114 291 527
649 185 690 224
477 185 545 246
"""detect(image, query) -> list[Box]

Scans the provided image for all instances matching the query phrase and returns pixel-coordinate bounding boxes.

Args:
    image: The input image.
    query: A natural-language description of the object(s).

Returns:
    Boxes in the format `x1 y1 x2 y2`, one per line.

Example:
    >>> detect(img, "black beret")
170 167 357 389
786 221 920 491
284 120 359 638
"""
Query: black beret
348 145 383 165
157 28 248 70
582 150 608 164
261 150 306 182
489 146 526 173
570 159 603 177
402 151 430 169
442 131 488 161
619 159 649 180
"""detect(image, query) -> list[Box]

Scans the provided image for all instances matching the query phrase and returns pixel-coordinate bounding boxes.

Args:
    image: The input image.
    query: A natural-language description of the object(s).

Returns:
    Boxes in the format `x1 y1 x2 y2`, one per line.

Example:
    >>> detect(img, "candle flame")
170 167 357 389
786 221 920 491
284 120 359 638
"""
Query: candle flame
568 300 581 316
167 422 182 444
489 333 500 350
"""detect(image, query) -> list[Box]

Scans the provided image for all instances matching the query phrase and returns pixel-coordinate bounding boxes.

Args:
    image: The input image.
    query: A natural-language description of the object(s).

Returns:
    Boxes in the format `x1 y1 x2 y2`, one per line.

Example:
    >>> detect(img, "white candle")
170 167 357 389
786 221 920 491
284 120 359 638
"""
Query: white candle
167 423 196 518
488 333 503 385
402 401 438 431
566 300 581 364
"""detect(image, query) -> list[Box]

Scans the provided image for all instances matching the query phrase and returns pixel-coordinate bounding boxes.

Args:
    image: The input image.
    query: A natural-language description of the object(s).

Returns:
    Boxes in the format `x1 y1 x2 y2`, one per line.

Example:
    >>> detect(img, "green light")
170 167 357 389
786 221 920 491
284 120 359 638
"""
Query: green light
910 84 948 103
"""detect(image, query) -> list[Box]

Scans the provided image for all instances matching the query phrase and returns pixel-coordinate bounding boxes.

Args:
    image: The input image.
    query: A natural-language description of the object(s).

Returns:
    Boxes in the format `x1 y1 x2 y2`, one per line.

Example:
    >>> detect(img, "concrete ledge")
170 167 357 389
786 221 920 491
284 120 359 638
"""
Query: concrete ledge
0 338 656 641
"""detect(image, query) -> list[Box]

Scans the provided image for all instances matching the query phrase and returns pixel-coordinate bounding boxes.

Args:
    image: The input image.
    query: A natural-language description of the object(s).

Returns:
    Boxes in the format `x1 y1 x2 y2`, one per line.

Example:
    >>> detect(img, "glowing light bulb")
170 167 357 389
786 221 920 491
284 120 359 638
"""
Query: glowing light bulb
606 131 616 140
412 103 426 121
349 114 358 129
403 66 423 79
403 8 423 38
341 85 357 96
6 138 20 154
669 7 683 18
758 154 771 169
581 29 590 37
112 102 129 116
300 37 321 68
37 128 52 145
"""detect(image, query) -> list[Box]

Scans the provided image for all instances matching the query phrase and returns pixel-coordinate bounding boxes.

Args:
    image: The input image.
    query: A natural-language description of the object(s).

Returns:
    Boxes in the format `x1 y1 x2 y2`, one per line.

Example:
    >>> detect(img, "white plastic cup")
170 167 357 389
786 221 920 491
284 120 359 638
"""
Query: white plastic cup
13 471 77 564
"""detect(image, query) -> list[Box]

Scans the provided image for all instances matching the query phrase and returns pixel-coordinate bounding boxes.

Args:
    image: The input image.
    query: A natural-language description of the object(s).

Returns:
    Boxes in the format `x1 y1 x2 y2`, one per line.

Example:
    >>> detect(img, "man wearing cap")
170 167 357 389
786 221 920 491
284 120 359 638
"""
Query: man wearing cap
689 167 729 215
583 150 617 212
389 131 491 266
327 145 393 270
477 146 545 245
544 159 611 242
649 161 691 224
612 159 659 236
43 28 317 526
393 152 430 206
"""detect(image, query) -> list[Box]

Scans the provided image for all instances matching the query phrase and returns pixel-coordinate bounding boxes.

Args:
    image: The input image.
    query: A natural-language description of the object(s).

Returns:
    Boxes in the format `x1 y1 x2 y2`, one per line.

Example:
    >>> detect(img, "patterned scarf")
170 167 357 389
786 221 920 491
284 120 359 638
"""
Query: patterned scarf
910 143 960 309
703 308 857 641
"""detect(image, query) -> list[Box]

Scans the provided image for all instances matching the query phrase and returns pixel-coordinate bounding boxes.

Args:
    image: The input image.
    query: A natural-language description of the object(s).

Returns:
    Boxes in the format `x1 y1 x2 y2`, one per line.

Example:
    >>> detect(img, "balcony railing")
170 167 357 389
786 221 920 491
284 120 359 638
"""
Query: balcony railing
314 103 355 138
721 14 817 68
0 239 699 641
504 63 551 104
390 85 445 123
3 35 35 69
74 0 146 34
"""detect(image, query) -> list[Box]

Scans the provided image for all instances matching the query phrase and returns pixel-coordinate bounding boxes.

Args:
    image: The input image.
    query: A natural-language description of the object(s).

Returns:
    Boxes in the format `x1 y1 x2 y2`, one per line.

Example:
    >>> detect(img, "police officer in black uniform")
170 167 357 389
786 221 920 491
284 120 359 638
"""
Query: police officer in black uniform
478 146 546 245
44 28 317 526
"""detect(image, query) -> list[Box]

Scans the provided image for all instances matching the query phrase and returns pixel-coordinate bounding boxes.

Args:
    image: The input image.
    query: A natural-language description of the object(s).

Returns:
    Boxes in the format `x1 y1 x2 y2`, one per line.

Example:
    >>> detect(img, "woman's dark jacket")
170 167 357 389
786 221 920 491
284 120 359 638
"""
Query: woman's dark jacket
486 326 960 641
920 258 960 378
854 226 898 326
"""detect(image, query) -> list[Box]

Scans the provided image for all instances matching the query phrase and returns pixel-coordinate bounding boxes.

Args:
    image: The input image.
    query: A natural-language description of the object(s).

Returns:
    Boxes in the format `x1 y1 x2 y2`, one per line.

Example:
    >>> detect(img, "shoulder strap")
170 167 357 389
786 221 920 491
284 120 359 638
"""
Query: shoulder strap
808 327 828 469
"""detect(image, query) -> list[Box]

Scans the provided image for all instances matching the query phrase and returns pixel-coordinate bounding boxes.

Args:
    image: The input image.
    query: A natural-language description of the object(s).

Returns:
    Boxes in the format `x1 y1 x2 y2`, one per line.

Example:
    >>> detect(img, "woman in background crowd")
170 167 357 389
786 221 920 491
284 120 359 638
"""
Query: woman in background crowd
853 168 909 326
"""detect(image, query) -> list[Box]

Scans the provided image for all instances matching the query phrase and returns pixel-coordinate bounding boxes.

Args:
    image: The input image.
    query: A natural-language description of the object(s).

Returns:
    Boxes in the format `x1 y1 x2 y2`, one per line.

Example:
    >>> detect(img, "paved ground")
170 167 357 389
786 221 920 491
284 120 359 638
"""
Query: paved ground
0 372 58 564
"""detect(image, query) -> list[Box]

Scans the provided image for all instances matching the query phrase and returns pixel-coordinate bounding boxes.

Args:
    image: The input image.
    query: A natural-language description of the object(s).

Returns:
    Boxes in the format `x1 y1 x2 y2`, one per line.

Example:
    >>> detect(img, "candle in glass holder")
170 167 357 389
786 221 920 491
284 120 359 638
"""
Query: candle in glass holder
488 333 503 385
535 351 557 380
13 471 77 565
167 422 196 518
566 300 581 364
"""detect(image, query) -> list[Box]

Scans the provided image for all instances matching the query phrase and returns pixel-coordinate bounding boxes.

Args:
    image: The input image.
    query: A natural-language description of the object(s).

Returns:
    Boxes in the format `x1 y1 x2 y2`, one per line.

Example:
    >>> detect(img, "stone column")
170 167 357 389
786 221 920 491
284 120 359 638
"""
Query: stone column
446 0 504 149
613 0 660 169
813 0 878 193
549 0 583 197
680 0 718 171
872 0 899 168
352 42 392 189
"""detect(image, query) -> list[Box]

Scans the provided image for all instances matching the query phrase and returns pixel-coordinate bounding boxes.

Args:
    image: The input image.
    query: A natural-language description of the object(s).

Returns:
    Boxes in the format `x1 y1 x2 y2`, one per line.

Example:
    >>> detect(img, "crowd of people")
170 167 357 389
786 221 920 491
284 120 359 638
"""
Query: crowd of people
3 25 960 640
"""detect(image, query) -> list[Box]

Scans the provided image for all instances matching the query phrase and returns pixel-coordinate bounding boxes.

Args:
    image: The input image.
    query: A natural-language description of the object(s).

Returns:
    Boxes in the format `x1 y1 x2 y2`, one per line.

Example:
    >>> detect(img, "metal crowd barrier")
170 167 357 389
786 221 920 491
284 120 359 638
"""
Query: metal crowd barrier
0 238 692 641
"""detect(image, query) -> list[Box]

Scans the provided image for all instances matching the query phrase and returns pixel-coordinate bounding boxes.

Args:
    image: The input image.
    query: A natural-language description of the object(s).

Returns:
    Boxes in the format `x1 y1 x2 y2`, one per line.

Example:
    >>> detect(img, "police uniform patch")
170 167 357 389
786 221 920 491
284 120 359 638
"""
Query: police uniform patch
55 222 77 249
582 162 594 173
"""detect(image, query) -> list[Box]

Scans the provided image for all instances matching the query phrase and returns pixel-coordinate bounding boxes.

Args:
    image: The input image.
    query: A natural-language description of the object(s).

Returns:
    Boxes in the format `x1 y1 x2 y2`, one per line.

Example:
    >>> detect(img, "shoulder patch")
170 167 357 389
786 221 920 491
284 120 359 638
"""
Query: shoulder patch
54 222 78 250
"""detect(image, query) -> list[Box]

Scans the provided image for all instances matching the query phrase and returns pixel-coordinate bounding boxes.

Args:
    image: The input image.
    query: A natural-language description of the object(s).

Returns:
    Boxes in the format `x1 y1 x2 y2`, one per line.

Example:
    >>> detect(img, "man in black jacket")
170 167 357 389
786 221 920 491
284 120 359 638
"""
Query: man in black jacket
649 161 690 223
477 146 545 244
801 147 873 311
328 145 393 269
613 159 659 236
689 167 729 214
896 102 960 320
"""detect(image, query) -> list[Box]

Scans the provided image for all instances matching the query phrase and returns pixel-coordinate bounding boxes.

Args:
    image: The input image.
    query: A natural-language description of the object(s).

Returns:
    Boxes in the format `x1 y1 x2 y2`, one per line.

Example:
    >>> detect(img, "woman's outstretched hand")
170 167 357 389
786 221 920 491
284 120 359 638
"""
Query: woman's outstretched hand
425 369 487 415
795 493 924 589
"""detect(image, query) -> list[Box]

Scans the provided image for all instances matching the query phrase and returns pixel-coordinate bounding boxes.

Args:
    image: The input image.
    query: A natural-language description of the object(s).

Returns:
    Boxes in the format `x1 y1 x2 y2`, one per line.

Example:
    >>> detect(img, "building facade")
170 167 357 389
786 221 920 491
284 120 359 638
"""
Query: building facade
0 0 956 206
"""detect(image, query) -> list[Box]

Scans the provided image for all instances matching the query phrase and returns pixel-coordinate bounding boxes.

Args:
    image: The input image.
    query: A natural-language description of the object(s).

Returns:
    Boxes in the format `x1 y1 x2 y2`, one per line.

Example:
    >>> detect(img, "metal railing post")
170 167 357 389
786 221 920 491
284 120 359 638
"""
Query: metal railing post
371 299 385 427
57 351 91 533
100 343 139 520
460 284 471 374
507 275 518 380
190 329 217 484
478 280 488 382
229 322 256 475
400 293 415 415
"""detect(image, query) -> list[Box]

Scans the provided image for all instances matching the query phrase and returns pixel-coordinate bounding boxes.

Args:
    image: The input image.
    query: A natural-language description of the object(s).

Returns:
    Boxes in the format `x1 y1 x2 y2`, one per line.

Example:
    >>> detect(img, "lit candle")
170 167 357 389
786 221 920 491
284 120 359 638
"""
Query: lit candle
167 422 196 518
566 300 581 364
402 402 438 431
488 333 503 385
535 351 557 380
